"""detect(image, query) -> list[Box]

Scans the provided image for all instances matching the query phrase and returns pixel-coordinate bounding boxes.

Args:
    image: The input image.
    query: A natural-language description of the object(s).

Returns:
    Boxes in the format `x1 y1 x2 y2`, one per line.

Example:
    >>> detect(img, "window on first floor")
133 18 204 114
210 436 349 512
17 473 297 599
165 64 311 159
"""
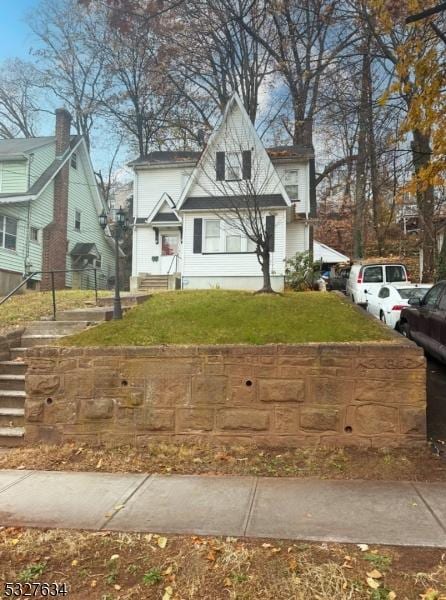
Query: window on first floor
0 214 17 251
30 226 39 243
204 220 221 252
203 218 257 253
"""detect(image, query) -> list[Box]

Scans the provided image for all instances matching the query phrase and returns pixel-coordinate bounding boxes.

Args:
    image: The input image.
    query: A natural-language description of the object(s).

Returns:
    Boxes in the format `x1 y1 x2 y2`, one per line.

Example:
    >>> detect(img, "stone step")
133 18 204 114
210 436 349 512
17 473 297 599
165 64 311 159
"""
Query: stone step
26 321 93 335
56 307 130 321
21 335 65 348
0 390 25 410
0 361 27 376
0 375 25 391
0 407 24 427
0 426 25 447
9 348 26 361
96 294 151 308
139 283 168 289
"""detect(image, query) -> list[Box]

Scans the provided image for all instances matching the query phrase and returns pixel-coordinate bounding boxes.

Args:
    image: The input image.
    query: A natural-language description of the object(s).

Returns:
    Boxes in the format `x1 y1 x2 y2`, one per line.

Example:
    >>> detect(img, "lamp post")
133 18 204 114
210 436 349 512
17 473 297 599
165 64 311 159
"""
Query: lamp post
99 206 127 320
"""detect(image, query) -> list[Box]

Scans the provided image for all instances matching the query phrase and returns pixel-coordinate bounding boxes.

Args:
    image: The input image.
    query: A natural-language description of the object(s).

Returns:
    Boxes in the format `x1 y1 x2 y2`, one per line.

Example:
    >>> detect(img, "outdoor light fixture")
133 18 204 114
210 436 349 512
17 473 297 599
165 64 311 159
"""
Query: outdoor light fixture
99 206 127 320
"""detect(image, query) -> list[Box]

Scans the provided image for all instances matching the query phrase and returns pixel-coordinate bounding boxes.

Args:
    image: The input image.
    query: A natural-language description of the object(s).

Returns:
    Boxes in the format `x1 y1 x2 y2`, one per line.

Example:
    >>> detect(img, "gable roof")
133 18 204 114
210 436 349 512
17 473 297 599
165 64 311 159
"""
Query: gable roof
129 145 313 168
176 93 291 210
0 136 83 204
145 192 180 224
314 241 350 264
0 136 58 158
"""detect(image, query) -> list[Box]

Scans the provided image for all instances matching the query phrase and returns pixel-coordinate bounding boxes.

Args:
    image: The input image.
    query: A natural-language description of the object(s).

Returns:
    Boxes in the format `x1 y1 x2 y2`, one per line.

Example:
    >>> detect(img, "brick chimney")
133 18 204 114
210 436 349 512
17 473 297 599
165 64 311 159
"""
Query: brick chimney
55 108 72 156
41 108 72 291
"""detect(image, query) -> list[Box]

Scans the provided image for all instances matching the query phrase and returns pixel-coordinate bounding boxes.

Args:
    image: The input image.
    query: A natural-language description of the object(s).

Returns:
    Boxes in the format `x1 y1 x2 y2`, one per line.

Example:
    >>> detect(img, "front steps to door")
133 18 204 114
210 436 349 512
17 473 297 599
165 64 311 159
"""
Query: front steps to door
131 274 181 292
0 294 152 447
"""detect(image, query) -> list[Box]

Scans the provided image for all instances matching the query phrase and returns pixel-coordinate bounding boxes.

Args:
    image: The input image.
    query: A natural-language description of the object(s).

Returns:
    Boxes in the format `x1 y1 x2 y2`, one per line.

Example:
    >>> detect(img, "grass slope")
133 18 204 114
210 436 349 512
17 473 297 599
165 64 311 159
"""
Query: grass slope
0 290 110 328
62 290 392 346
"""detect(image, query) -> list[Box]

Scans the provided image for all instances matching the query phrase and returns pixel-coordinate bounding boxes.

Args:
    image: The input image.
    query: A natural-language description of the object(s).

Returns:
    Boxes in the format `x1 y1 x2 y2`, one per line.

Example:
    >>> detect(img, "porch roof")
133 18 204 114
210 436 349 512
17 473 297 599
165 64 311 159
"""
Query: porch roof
181 194 287 211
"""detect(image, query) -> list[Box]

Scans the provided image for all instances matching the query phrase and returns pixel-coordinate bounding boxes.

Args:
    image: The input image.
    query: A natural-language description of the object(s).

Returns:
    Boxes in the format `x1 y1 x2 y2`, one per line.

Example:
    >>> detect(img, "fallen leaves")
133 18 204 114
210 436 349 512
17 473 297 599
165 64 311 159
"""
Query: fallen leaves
367 576 381 590
156 535 168 549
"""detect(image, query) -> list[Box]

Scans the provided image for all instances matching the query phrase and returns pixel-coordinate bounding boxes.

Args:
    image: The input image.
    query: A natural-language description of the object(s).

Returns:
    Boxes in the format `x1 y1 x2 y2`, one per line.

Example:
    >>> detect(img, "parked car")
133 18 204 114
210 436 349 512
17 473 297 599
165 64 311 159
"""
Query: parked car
326 266 351 293
346 263 410 306
366 284 432 330
399 280 446 363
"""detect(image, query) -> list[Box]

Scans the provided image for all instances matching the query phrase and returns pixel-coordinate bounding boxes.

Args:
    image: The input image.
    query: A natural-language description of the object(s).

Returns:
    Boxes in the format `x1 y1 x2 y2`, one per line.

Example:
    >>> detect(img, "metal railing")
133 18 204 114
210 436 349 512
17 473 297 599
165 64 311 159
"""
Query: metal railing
0 268 99 320
167 253 180 275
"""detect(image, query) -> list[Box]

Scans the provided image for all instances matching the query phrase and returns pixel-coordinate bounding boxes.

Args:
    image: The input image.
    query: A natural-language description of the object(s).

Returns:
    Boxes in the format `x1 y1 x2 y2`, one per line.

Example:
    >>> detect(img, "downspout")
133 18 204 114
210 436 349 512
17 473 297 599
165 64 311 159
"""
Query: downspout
23 153 34 276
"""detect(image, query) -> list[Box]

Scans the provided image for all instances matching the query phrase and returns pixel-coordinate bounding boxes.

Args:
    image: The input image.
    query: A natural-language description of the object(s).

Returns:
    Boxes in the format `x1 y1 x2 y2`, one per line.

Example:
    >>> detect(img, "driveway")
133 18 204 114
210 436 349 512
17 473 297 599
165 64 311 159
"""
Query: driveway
427 357 446 444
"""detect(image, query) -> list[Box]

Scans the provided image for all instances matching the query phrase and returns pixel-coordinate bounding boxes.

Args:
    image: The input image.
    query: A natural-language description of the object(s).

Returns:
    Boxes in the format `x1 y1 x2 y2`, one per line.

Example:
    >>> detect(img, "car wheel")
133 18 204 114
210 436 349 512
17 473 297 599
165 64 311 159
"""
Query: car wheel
379 311 386 324
400 321 410 338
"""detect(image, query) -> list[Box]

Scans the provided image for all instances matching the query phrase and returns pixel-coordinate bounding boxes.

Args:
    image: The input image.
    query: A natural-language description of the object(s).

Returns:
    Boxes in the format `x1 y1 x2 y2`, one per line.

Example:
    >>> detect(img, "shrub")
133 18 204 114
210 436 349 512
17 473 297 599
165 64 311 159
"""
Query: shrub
285 251 321 291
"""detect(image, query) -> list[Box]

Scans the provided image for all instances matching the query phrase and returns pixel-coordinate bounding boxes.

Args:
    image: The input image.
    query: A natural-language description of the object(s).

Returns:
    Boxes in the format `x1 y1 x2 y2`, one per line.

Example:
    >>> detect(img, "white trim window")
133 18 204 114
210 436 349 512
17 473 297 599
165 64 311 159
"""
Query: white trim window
74 209 81 231
0 214 18 251
30 226 40 244
284 169 299 202
204 219 220 252
226 152 241 181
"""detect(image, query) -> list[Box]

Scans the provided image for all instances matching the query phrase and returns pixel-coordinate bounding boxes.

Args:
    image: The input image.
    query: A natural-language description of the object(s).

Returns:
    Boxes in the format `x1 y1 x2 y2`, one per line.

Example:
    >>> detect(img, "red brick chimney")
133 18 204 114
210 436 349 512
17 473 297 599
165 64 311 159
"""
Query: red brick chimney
41 109 72 291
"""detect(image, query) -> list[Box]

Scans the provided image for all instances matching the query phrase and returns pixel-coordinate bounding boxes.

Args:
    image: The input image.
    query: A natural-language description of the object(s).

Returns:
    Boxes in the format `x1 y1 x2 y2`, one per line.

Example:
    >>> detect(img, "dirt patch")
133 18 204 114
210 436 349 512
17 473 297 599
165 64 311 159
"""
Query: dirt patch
0 528 445 599
1 442 446 481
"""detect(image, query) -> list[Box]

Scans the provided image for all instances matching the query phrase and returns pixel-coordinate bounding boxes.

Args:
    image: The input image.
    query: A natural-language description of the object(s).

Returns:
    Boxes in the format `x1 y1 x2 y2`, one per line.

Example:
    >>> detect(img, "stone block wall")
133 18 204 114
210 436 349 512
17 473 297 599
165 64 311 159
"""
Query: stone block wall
24 341 426 448
0 327 24 360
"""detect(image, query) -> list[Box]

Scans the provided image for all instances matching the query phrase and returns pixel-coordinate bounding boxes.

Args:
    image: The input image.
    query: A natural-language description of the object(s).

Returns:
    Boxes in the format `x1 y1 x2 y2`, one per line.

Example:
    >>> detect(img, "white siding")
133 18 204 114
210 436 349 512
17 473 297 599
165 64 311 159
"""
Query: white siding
285 222 307 259
135 167 193 219
187 101 284 200
182 209 287 283
275 162 309 214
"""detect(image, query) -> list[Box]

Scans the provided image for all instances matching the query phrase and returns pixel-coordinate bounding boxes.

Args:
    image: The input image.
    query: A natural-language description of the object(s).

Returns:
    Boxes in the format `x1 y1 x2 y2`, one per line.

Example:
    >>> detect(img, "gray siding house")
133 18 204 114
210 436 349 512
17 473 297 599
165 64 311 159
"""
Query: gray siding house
0 109 115 296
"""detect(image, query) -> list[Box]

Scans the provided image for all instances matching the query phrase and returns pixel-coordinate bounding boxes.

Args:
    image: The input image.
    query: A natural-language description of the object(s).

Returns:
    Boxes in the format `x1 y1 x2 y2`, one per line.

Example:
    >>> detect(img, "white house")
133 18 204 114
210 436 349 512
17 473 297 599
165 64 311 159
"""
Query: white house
130 94 316 292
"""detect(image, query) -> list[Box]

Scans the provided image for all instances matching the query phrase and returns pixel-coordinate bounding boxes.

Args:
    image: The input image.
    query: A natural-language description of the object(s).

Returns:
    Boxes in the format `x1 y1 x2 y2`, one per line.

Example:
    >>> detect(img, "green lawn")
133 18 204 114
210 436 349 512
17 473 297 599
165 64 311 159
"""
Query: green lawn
0 290 110 328
62 290 392 346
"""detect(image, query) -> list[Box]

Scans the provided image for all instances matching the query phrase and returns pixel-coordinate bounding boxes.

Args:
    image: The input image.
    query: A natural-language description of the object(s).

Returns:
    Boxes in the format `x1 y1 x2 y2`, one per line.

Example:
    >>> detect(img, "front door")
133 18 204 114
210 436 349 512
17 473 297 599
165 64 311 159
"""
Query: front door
159 233 180 274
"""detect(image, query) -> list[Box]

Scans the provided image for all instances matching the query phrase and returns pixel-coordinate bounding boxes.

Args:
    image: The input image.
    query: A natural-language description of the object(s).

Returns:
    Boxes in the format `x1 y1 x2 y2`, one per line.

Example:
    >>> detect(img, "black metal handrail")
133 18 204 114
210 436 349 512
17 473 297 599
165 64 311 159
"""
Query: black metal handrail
0 268 99 320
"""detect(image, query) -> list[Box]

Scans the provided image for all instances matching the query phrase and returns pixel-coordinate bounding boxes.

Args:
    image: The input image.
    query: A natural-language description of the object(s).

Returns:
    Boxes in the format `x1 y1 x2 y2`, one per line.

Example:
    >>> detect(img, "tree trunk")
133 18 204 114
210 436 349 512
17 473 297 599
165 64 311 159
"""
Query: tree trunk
256 248 274 293
352 48 369 260
411 129 435 282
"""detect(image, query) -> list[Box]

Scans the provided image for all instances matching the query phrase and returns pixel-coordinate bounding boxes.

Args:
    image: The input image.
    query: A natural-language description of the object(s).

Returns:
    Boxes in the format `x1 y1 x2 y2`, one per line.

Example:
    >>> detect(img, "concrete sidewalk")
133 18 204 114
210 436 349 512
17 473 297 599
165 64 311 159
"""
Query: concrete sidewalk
1 470 446 548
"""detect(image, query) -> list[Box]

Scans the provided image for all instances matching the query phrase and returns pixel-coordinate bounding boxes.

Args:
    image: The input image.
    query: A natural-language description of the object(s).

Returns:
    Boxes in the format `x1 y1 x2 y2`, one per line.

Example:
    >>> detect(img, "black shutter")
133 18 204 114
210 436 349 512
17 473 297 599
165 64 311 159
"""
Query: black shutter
193 218 202 253
265 215 275 252
242 150 252 180
216 152 225 181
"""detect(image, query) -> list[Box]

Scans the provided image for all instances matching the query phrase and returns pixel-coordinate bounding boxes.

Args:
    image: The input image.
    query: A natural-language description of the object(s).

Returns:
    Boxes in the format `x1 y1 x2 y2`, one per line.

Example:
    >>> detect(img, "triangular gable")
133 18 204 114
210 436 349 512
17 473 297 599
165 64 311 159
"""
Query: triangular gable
146 192 180 223
177 93 291 210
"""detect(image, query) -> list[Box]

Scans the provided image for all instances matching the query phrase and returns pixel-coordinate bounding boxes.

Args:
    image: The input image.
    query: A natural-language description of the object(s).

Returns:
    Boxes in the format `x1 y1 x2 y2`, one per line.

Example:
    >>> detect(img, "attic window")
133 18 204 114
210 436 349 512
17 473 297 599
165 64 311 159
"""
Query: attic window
71 152 77 169
226 152 241 181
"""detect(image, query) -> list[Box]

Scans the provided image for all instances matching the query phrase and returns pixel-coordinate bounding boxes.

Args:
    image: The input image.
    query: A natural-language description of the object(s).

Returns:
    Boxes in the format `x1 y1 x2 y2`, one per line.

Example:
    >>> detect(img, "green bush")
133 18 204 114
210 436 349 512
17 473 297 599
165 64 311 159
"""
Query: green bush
285 251 321 291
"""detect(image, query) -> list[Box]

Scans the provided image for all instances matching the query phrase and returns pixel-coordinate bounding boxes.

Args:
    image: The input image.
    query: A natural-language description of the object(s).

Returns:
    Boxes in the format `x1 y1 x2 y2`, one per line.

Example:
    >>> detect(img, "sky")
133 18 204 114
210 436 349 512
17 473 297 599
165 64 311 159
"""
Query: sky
0 0 37 61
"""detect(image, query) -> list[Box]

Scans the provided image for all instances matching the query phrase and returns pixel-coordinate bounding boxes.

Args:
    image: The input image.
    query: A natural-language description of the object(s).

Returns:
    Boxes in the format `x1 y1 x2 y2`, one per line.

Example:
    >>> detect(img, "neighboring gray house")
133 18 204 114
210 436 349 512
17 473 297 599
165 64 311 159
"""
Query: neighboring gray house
0 109 115 295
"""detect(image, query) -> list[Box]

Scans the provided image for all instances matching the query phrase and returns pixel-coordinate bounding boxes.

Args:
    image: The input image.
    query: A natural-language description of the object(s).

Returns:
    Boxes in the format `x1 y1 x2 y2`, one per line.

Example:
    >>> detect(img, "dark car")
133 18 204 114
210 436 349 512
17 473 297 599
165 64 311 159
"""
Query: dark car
326 267 351 294
399 280 446 363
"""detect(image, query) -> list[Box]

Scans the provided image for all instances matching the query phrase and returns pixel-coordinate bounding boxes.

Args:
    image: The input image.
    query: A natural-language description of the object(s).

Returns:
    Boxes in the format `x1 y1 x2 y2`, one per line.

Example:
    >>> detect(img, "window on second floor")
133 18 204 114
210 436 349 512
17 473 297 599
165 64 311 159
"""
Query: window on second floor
75 210 81 231
216 150 252 182
0 215 17 251
284 170 299 202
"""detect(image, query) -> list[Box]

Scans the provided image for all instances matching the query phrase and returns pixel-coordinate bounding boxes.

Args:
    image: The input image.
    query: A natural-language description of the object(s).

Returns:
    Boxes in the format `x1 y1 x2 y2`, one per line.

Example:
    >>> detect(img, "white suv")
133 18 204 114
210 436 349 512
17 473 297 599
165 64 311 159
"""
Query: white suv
346 263 409 305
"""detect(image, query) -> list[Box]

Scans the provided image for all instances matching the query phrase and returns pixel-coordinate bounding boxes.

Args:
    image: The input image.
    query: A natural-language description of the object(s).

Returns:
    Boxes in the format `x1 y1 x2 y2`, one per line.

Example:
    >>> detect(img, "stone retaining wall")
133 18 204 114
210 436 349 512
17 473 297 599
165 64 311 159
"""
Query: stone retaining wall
24 341 426 448
0 327 24 360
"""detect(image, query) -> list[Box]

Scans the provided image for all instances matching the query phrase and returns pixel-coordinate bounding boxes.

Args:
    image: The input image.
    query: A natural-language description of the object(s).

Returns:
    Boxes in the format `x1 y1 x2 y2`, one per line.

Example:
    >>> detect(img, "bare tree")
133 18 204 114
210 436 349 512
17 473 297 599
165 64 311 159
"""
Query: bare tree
194 110 284 293
28 0 107 149
0 60 40 138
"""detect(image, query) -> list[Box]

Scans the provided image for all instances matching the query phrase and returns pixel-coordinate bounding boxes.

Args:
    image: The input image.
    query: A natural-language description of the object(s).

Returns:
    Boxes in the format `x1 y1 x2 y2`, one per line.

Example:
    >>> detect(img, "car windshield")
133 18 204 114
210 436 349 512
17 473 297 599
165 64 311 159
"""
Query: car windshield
397 288 430 300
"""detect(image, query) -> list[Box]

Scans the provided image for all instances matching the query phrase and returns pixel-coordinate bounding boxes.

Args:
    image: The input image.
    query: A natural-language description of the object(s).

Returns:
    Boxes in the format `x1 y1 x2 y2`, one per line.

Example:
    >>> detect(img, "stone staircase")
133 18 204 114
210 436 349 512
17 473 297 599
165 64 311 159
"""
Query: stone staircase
139 275 169 291
0 294 151 447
